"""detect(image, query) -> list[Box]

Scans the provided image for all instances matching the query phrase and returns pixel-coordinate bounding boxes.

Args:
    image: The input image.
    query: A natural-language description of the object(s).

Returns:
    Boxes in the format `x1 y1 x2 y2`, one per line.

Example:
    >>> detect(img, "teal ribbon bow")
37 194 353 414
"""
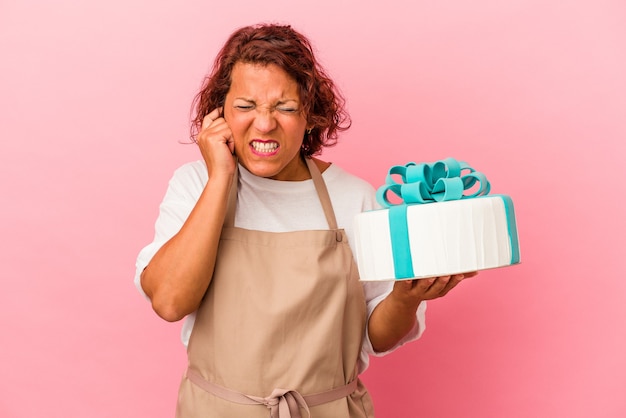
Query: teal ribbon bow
376 157 490 208
375 158 491 279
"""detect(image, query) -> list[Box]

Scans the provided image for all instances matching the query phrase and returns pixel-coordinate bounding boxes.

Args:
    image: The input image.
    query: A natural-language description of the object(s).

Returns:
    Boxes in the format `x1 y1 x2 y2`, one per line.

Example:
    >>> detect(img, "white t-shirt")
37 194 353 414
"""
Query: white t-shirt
134 160 426 373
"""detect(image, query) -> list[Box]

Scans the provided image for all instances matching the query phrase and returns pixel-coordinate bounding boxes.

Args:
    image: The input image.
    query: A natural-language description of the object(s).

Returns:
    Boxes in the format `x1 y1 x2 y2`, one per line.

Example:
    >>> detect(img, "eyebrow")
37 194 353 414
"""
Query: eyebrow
233 97 299 104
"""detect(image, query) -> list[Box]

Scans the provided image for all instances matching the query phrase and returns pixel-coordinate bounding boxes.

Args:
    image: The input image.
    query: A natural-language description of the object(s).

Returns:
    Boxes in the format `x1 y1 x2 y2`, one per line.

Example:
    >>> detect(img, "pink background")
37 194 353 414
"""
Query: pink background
2 1 625 417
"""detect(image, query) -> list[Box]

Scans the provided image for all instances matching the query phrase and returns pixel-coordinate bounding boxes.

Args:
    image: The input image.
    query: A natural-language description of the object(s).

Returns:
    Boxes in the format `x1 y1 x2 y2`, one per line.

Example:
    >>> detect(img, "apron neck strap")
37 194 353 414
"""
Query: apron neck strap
305 157 339 230
224 157 339 230
224 162 238 228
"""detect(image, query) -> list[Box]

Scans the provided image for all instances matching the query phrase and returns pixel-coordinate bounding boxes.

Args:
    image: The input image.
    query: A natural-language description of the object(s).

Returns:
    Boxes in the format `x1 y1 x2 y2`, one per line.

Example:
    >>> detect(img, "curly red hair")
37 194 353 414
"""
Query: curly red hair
190 23 351 156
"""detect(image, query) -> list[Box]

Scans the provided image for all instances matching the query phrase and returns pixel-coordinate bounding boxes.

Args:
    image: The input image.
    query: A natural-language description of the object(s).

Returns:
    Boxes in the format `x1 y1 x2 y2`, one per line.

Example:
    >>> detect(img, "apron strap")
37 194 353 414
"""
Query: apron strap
224 162 238 228
186 368 358 418
305 157 339 230
224 157 339 230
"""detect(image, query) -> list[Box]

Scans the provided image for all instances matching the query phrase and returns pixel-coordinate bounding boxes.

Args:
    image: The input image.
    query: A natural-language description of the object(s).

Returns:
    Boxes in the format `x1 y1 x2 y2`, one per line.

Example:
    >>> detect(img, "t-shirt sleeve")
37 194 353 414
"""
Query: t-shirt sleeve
133 162 206 299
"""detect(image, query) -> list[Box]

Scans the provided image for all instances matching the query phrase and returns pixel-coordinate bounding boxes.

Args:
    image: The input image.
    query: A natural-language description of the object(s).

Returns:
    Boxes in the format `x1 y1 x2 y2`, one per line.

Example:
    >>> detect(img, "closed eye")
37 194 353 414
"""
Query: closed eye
276 106 298 114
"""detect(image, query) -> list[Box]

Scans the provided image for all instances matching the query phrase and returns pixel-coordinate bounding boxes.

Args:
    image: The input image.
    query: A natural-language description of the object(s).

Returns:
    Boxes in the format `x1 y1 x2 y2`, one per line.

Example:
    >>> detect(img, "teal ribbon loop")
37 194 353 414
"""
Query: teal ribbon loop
376 158 491 208
375 158 491 279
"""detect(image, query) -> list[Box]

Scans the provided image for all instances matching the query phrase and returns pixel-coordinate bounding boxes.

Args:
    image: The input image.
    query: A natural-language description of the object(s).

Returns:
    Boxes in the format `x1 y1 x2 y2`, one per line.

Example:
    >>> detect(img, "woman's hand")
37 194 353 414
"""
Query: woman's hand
368 272 478 352
389 271 479 310
197 108 236 178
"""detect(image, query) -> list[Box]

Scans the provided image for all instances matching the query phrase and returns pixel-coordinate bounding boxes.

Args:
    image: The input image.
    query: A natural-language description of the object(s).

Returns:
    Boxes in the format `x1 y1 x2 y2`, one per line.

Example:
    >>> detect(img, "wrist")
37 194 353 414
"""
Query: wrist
206 170 235 191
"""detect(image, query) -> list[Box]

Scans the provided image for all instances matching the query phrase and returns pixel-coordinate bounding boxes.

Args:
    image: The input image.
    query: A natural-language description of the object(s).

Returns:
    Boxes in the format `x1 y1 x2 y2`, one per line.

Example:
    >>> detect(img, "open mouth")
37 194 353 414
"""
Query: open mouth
251 140 279 155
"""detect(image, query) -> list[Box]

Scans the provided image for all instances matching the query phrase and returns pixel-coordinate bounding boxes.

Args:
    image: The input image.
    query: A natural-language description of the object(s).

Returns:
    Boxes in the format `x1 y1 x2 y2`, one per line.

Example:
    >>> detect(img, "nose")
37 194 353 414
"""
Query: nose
253 108 277 133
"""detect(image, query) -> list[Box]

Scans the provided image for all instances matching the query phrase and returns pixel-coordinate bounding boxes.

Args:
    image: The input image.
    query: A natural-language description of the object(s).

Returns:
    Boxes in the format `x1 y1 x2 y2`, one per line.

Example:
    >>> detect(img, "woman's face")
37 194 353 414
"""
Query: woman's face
223 62 310 181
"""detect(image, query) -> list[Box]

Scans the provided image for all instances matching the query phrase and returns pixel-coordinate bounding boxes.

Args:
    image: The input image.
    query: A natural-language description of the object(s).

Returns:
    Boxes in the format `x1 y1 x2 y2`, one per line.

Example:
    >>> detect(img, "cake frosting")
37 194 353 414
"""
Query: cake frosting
353 158 520 281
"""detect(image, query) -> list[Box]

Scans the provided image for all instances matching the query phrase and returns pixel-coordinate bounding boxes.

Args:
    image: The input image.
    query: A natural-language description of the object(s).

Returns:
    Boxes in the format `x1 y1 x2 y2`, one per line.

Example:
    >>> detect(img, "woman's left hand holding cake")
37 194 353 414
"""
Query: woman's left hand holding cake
367 272 478 352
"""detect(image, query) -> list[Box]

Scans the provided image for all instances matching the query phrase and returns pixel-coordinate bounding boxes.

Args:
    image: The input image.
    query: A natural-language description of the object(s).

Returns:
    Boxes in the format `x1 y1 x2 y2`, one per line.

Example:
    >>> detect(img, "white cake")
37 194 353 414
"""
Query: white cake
353 195 520 281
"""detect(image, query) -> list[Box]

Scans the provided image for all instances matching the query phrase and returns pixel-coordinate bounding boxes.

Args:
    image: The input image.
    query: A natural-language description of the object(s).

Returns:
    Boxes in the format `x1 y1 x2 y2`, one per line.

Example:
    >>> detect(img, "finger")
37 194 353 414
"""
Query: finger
425 275 451 295
439 274 464 296
416 278 435 291
201 114 214 130
450 273 465 282
201 108 222 130
226 137 235 155
394 279 414 292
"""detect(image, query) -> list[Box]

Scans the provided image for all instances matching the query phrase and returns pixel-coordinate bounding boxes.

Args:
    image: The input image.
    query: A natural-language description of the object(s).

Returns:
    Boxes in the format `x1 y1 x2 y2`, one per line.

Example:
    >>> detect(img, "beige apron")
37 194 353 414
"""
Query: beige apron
176 158 375 418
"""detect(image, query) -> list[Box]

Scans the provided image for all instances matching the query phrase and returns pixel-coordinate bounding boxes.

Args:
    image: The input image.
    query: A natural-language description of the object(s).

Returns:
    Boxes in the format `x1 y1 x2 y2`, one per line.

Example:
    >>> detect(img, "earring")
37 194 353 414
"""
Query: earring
306 128 312 135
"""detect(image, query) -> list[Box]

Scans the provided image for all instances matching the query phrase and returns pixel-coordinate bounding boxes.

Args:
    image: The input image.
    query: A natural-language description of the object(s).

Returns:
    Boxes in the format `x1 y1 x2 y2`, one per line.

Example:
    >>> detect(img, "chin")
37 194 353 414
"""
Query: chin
241 160 281 178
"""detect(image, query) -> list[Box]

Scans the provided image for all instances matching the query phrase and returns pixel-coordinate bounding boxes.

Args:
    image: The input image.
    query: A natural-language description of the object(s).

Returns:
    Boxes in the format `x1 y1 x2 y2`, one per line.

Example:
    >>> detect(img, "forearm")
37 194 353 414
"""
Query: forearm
141 173 233 322
368 293 422 353
368 273 471 352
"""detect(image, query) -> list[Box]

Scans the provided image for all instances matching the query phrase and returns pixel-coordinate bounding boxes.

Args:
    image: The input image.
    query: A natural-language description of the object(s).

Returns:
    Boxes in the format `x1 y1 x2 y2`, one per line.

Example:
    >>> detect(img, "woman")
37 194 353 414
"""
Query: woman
135 23 471 417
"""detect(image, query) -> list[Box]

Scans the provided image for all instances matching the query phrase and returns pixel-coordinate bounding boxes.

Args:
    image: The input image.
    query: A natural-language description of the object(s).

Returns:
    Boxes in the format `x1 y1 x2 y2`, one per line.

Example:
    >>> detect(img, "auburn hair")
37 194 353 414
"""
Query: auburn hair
190 23 351 156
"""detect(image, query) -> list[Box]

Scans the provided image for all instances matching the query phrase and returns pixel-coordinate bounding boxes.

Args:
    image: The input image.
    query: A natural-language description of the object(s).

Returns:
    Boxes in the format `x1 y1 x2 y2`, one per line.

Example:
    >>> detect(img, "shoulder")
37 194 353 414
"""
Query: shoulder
322 162 378 211
171 160 207 182
164 160 208 200
323 163 375 193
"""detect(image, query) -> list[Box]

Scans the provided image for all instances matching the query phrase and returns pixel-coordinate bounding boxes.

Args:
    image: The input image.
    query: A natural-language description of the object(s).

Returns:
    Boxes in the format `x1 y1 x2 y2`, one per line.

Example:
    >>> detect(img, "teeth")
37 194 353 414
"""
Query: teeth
252 141 278 153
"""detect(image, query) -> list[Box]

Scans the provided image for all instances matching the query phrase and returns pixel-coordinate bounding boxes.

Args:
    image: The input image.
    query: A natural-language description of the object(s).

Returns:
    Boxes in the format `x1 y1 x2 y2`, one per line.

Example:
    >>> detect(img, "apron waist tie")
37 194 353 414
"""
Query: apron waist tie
186 367 358 418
